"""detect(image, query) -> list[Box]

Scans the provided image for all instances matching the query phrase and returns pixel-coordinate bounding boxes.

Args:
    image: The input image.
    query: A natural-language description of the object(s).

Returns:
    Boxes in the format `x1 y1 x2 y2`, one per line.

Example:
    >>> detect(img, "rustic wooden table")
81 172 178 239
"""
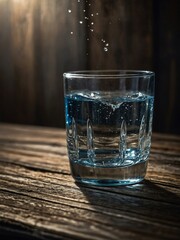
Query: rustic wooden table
0 123 179 240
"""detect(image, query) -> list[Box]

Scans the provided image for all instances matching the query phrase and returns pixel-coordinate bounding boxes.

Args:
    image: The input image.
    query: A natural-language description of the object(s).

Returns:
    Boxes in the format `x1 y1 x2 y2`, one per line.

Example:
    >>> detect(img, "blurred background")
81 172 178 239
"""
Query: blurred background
0 0 179 134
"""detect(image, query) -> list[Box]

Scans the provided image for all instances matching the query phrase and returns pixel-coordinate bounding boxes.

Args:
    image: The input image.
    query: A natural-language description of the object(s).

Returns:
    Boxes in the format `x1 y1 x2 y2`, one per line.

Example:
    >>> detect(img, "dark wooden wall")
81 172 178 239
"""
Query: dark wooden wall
0 0 179 134
153 0 180 134
0 0 87 127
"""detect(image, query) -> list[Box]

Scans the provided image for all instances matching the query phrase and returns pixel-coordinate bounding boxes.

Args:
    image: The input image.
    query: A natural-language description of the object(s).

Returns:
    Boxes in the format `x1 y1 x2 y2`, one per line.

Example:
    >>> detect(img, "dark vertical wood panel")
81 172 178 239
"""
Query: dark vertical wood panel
0 0 87 128
35 0 86 127
87 0 153 70
153 0 180 134
0 0 15 122
10 0 36 124
38 0 58 126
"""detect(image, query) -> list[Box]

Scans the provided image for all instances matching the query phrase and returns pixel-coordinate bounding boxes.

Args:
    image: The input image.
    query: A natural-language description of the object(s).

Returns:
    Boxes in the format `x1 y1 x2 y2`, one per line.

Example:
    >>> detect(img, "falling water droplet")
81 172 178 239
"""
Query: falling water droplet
91 22 94 25
87 38 89 41
70 32 73 35
79 21 83 24
68 9 72 13
104 47 108 52
90 29 94 32
91 13 94 16
105 43 109 46
96 13 99 15
83 10 86 12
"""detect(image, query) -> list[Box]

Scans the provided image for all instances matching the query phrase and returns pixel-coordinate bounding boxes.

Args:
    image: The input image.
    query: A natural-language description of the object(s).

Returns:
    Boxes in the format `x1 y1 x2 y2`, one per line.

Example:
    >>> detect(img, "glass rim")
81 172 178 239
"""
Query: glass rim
63 70 155 79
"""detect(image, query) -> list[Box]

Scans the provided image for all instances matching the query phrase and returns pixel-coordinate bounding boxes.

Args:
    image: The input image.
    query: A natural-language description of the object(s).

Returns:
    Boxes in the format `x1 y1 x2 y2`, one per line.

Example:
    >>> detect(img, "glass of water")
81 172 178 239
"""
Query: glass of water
63 70 155 186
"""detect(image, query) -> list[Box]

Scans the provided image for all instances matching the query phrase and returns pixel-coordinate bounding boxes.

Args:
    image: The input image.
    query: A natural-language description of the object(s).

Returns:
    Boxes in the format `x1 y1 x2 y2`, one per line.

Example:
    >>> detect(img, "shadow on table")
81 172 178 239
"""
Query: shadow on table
76 179 180 223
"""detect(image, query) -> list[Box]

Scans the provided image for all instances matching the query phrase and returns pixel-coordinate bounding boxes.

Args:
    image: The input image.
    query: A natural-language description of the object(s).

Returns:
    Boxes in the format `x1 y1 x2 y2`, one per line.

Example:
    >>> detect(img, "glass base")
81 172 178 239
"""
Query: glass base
70 159 148 186
75 178 144 186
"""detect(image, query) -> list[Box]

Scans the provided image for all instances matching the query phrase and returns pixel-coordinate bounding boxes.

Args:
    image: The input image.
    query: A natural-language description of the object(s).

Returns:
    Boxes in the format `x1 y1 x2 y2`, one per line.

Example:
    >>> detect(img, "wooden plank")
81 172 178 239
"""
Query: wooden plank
9 0 36 124
0 0 16 123
153 0 180 134
0 124 179 239
87 0 153 69
0 0 87 128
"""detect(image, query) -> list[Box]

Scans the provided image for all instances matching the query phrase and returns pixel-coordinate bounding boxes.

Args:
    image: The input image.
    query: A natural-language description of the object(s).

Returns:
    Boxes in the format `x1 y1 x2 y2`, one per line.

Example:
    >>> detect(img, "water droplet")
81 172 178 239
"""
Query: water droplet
101 39 105 43
90 29 94 32
96 13 99 15
91 22 94 25
104 47 108 52
79 21 83 24
78 0 80 2
87 38 89 41
89 3 91 6
91 13 94 16
85 17 89 20
83 10 86 12
105 43 109 47
70 32 73 35
68 9 72 13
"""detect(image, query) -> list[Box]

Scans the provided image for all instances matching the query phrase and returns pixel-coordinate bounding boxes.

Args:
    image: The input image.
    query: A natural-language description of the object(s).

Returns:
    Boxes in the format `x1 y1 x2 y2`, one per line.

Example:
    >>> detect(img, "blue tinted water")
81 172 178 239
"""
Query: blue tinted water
65 91 154 168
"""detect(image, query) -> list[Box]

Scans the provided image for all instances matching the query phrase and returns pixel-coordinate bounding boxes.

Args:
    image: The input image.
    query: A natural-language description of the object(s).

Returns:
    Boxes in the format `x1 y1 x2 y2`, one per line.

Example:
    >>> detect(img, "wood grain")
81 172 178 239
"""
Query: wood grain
88 0 153 70
0 0 87 128
0 123 179 239
153 0 180 134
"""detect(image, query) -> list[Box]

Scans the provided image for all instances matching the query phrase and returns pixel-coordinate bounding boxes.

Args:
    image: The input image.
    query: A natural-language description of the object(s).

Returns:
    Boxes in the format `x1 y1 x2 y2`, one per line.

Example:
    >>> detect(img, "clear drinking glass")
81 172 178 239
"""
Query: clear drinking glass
63 70 155 186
